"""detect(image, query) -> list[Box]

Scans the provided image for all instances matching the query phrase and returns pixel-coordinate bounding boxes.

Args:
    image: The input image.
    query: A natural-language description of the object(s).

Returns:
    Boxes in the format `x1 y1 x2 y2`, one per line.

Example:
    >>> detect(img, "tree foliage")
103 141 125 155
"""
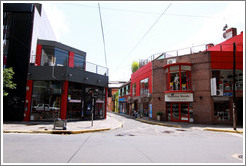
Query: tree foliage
131 61 139 73
3 67 16 96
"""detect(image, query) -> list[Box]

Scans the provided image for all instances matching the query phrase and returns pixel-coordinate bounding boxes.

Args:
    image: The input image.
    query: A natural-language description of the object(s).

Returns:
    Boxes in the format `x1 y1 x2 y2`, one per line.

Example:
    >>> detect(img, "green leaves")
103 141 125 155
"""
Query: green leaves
3 67 16 96
131 61 139 73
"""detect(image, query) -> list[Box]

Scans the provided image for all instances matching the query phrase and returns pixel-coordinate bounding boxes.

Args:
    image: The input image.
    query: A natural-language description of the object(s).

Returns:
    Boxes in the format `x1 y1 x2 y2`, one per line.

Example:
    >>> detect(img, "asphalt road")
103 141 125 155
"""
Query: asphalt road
2 113 243 164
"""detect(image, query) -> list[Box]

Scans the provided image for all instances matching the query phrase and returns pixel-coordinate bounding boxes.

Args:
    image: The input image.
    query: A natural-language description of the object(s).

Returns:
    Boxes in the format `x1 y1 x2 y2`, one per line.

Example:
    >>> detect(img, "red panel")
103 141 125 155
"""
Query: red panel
60 81 68 120
69 51 74 67
131 62 152 97
35 44 42 66
210 51 243 70
104 87 107 119
24 80 33 121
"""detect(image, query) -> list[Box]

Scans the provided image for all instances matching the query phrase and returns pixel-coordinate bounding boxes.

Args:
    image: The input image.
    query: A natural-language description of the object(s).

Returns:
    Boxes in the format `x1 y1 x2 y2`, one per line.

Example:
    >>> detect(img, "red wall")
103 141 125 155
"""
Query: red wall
210 51 243 70
35 44 42 66
24 80 33 121
69 51 74 67
61 81 68 120
131 62 152 97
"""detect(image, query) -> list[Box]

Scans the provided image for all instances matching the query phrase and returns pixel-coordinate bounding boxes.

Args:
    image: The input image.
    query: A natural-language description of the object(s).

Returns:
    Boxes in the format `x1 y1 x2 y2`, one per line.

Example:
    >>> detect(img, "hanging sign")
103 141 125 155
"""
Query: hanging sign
69 99 81 103
165 93 193 102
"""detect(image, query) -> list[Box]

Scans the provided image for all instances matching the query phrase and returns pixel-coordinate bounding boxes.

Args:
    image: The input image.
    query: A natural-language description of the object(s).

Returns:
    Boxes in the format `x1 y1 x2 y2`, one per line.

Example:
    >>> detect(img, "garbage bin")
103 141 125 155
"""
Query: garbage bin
53 118 67 130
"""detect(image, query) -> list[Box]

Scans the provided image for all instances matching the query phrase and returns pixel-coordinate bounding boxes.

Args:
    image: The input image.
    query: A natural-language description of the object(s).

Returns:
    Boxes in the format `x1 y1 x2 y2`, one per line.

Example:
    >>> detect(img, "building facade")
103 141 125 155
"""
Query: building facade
130 62 153 117
118 81 131 115
3 3 108 122
151 29 243 125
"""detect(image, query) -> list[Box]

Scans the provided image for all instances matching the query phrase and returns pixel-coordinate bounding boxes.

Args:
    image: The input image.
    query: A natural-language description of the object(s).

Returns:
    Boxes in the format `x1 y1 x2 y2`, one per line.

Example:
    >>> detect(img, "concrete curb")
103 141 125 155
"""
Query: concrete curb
3 118 124 135
203 128 243 133
135 118 182 128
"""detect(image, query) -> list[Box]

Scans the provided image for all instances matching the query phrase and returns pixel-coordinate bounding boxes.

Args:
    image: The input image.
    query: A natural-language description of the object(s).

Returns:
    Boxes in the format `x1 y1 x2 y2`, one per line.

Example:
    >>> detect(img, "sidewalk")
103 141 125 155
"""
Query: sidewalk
3 113 123 134
114 112 244 134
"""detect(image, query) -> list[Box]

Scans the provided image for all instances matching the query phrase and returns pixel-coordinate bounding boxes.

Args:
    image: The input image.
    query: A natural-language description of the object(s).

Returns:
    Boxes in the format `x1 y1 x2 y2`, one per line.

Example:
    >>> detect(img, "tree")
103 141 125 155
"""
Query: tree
131 61 139 73
3 67 16 96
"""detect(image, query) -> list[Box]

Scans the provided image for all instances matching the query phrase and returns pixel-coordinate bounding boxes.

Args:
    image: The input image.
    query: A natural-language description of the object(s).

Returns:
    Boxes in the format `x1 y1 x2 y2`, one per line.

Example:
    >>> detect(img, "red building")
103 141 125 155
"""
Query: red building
130 62 153 117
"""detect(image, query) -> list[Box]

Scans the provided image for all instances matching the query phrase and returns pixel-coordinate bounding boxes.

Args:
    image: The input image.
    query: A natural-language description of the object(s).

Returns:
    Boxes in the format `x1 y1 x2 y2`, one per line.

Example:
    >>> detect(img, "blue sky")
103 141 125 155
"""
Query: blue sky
42 1 245 82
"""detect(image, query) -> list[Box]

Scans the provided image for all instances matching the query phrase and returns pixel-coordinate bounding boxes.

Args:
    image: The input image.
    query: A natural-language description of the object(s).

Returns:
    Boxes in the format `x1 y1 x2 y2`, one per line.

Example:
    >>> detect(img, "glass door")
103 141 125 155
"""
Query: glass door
171 103 179 120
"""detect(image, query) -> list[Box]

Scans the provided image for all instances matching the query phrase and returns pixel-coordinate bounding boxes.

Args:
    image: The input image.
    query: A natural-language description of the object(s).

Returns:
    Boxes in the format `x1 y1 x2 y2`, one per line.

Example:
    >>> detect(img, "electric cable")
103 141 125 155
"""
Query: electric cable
112 3 172 73
98 3 108 68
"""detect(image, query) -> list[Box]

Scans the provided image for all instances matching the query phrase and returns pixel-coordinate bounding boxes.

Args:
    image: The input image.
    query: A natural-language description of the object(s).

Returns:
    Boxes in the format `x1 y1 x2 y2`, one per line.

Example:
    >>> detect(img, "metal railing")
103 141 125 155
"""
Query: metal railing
30 55 108 76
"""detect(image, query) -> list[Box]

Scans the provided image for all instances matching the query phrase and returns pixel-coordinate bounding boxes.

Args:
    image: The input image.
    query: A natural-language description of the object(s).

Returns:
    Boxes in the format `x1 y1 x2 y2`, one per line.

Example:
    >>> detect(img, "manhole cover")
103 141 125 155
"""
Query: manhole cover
163 131 174 134
116 134 124 136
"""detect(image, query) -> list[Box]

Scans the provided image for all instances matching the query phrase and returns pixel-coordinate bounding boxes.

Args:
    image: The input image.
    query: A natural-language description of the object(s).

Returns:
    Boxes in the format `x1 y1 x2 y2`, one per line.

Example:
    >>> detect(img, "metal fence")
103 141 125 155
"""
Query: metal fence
30 55 108 76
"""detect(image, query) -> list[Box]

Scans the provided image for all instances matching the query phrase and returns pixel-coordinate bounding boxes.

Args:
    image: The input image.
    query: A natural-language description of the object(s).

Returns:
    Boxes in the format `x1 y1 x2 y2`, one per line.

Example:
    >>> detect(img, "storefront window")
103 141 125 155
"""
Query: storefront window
166 102 193 122
30 81 62 120
214 101 230 120
132 84 136 96
165 64 192 91
212 70 243 91
140 78 149 95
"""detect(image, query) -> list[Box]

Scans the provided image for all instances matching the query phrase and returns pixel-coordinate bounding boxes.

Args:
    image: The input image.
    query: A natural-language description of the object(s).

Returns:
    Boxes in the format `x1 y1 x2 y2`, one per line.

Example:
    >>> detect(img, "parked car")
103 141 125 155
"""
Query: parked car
34 104 59 111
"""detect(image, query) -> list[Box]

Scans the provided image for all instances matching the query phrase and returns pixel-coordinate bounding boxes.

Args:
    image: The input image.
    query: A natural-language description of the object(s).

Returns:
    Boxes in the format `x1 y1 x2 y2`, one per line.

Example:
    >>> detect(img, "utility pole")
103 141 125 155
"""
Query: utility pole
233 42 237 130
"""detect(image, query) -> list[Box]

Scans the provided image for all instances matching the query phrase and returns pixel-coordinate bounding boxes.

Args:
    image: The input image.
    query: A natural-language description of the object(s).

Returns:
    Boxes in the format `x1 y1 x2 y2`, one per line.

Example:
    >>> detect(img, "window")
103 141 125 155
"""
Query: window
126 84 131 95
30 81 62 120
212 70 243 91
74 53 85 69
132 84 136 97
166 102 193 122
41 47 69 67
214 101 230 120
140 78 149 95
55 48 68 66
165 64 192 91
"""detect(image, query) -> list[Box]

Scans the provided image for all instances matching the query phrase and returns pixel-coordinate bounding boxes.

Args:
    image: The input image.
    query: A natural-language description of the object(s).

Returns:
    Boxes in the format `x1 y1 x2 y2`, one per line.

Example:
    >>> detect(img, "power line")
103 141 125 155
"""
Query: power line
112 3 172 73
98 3 107 68
66 3 219 18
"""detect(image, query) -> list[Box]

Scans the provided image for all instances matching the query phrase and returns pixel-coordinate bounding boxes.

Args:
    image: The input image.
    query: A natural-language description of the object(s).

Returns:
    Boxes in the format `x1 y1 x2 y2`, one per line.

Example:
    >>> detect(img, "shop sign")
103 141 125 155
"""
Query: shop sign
69 99 81 103
223 92 233 97
119 98 125 102
165 93 193 102
96 100 104 103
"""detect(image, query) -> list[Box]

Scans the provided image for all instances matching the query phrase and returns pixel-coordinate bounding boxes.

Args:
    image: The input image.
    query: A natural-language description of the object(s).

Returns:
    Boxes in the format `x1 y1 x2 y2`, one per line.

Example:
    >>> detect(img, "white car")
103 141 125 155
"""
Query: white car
34 104 50 111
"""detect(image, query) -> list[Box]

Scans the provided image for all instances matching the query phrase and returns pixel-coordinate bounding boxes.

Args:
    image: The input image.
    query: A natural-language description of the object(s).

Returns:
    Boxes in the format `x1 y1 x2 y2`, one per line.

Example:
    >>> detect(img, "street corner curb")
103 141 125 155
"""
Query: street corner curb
3 128 112 135
203 128 243 133
135 118 182 128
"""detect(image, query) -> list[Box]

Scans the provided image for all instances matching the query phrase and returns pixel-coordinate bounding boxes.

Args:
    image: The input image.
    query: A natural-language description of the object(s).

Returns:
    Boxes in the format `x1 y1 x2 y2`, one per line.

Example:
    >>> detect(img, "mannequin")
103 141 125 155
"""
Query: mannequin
174 74 179 90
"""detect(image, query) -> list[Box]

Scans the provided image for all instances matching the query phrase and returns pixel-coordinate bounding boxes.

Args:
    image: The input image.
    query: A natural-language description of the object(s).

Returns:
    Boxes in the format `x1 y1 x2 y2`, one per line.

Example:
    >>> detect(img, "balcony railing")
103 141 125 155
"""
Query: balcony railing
30 55 108 76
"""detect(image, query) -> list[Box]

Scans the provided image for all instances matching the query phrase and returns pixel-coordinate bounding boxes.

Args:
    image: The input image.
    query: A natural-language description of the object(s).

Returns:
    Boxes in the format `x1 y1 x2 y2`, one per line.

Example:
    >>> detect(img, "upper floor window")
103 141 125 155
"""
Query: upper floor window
132 84 136 97
74 53 85 69
126 84 131 95
165 64 192 91
41 46 68 66
140 78 149 95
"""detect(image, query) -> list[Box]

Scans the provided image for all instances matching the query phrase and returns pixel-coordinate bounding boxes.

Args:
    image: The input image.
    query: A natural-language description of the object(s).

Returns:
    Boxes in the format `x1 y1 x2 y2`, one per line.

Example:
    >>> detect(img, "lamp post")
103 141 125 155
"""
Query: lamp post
233 42 237 130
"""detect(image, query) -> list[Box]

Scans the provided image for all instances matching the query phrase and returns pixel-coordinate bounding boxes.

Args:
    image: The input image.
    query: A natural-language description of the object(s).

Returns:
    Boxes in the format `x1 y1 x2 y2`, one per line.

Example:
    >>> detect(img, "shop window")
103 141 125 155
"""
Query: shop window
55 48 69 66
212 70 243 92
140 78 149 95
74 53 85 69
132 84 136 97
30 81 62 120
166 102 193 122
214 101 230 120
165 64 192 91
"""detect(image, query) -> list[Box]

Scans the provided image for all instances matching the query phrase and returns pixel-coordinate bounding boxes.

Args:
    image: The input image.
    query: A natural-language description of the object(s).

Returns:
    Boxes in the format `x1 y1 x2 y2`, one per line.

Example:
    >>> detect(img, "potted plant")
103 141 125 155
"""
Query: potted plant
156 111 162 121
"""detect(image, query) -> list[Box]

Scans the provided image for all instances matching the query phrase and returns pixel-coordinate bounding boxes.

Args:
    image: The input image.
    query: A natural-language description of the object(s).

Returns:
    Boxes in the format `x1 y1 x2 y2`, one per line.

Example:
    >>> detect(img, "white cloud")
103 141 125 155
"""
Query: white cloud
42 2 70 41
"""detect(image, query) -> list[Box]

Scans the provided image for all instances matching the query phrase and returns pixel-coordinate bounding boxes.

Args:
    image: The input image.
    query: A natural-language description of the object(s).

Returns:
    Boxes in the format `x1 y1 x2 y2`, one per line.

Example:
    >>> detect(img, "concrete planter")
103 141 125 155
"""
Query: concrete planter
157 115 161 121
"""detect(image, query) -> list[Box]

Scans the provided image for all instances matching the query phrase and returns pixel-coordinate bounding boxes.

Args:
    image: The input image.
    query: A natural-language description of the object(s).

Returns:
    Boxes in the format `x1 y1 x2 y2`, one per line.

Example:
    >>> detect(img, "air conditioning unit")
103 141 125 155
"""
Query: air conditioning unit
216 90 223 96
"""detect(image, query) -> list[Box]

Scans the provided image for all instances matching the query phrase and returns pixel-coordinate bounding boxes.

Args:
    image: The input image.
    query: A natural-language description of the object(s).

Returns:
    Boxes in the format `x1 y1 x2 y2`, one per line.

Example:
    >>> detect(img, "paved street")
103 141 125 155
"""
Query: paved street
3 113 243 164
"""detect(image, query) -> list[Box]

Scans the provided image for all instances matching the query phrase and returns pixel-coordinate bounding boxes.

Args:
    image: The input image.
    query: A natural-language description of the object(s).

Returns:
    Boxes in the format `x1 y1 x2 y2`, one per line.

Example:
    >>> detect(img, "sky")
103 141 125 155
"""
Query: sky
42 1 245 82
